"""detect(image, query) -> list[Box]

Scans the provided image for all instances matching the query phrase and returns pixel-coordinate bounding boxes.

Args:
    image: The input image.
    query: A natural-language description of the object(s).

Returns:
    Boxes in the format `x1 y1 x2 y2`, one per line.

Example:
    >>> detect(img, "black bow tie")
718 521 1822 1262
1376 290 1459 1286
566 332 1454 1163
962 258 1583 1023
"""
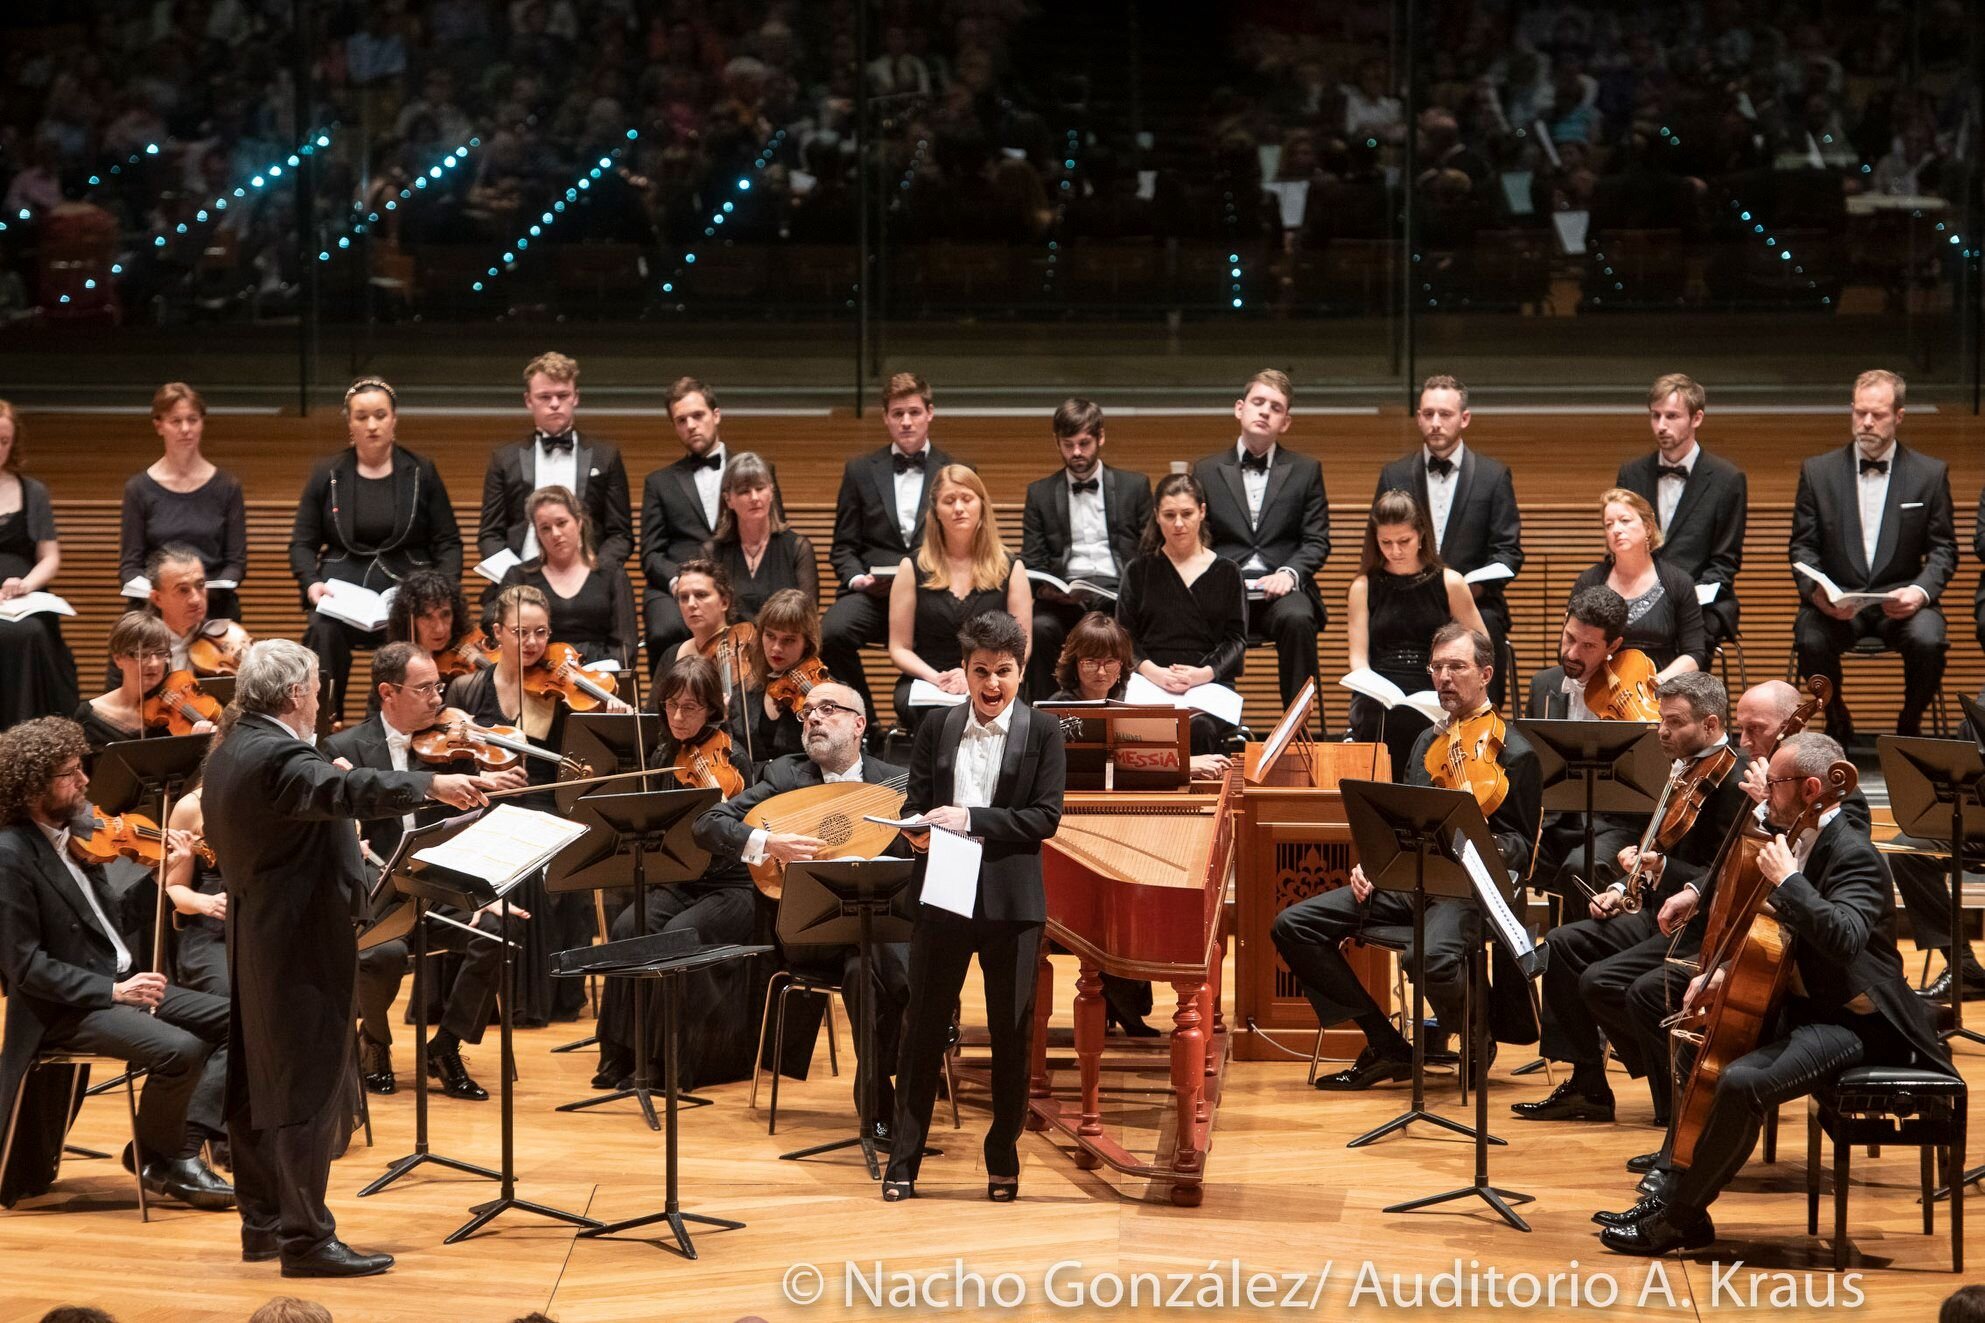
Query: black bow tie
1425 456 1454 479
1656 463 1689 481
536 430 575 454
1239 451 1270 475
1859 457 1889 477
694 452 723 471
1069 477 1099 495
893 450 927 474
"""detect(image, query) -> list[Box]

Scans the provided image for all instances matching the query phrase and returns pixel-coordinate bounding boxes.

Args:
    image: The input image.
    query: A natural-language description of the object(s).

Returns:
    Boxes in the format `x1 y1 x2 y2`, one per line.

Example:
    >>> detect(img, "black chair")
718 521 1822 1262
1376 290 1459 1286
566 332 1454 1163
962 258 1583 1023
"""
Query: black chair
750 970 841 1135
1 1052 149 1219
1805 1064 1966 1271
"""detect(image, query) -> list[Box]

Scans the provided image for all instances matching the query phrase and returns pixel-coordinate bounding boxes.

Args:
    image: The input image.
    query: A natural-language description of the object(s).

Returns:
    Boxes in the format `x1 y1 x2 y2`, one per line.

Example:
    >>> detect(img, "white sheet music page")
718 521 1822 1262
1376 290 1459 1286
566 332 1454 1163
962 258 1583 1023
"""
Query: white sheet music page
920 826 983 918
413 805 589 891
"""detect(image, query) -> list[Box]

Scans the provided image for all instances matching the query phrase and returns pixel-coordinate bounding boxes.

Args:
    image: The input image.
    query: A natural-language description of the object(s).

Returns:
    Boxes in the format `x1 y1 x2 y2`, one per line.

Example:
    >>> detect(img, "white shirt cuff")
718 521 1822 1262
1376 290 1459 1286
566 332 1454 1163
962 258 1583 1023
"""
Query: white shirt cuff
741 828 769 865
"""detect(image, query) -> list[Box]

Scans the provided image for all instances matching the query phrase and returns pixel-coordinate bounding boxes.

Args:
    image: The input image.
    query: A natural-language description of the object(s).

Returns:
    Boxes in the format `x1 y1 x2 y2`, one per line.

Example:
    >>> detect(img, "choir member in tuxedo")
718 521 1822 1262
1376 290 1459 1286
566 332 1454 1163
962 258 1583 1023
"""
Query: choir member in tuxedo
1189 369 1329 712
120 383 248 622
703 451 817 621
1788 369 1957 742
0 402 78 730
694 680 911 1138
0 717 232 1212
1019 398 1151 697
1615 373 1747 648
1571 488 1707 678
745 588 823 761
887 465 1031 736
1372 376 1522 701
324 643 528 1101
593 656 759 1091
1274 625 1540 1090
290 377 463 720
821 372 959 730
496 485 638 671
639 376 730 667
1513 672 1748 1126
475 352 632 571
76 612 206 751
883 611 1065 1202
201 640 491 1276
1345 489 1488 778
1114 473 1248 755
1598 732 1953 1256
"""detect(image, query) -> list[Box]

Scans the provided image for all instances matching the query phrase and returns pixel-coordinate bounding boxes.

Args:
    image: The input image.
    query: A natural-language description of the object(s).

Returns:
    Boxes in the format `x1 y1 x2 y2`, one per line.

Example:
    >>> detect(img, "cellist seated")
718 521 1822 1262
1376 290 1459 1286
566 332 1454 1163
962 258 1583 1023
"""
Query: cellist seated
1597 731 1957 1256
1272 624 1540 1091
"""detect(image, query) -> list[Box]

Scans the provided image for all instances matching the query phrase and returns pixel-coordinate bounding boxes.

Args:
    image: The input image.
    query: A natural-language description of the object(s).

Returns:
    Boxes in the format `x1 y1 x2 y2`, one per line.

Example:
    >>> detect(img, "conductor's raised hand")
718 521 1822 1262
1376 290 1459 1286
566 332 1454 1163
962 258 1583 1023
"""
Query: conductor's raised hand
428 774 490 810
113 972 167 1008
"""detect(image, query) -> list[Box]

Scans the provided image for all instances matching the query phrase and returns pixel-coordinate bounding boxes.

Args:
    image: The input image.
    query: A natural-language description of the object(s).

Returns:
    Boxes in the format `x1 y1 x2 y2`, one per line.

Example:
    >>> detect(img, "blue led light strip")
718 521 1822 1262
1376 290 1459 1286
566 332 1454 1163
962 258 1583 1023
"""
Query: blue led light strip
319 137 480 262
657 129 785 298
472 131 639 291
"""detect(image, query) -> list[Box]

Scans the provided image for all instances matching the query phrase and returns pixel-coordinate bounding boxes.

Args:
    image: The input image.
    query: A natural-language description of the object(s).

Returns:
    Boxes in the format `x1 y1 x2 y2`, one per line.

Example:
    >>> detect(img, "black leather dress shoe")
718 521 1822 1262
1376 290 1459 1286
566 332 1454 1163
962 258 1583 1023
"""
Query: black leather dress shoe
428 1044 489 1101
281 1239 395 1278
1636 1164 1674 1199
242 1230 281 1263
1509 1078 1615 1122
126 1146 235 1211
1625 1150 1664 1174
1921 965 1985 1003
1599 1208 1715 1256
359 1036 396 1095
1314 1048 1413 1092
1592 1194 1665 1228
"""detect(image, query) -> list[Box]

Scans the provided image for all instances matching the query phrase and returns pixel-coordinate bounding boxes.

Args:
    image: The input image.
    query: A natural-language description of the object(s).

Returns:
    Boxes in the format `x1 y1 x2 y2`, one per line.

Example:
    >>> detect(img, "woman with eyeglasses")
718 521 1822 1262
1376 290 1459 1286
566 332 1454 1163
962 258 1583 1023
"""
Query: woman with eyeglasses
1346 489 1488 779
76 611 205 753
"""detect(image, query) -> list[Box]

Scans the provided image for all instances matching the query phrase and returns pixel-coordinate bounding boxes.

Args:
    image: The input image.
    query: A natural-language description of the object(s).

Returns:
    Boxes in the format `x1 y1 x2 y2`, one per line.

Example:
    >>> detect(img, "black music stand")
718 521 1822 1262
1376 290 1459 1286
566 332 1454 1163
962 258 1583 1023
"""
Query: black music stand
357 815 503 1197
1879 734 1985 1051
556 931 772 1258
1515 718 1665 895
93 733 211 971
548 785 719 1129
773 859 916 1178
1341 778 1538 1231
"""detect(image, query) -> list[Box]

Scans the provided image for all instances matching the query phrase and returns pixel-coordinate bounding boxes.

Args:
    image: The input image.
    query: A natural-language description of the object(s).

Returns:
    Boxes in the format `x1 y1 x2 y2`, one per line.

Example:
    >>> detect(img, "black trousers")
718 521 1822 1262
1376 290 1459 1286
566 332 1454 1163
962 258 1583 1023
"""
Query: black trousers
597 882 758 1066
301 611 386 721
49 984 229 1161
1794 601 1946 733
1701 594 1739 651
1668 1006 1913 1217
169 922 231 1140
355 908 511 1048
230 1036 350 1261
1269 885 1476 1054
1539 907 1659 1067
787 939 911 1128
886 910 1043 1184
1886 837 1982 958
820 588 890 728
642 591 690 674
1596 935 1698 1119
1245 590 1323 714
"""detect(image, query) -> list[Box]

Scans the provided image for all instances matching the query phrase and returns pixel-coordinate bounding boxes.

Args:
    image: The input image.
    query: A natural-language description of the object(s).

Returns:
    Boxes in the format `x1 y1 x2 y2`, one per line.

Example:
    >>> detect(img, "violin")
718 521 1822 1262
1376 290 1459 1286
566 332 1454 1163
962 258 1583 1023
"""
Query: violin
764 655 831 718
69 806 215 870
700 622 760 692
409 706 589 779
1619 741 1740 913
432 629 497 681
140 670 223 737
187 619 253 676
672 728 745 799
523 641 620 711
1583 647 1660 722
1425 704 1510 816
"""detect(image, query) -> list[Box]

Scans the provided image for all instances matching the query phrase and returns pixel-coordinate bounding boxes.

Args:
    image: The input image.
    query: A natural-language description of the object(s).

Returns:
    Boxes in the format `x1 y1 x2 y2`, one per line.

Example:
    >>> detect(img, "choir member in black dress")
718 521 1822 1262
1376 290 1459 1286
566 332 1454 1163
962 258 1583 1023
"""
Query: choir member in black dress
476 351 633 569
743 587 820 761
703 451 817 621
593 655 759 1091
290 377 463 720
75 612 215 752
887 464 1032 735
121 383 248 622
496 485 638 671
1571 487 1706 679
0 401 79 731
1346 489 1488 778
1113 473 1248 755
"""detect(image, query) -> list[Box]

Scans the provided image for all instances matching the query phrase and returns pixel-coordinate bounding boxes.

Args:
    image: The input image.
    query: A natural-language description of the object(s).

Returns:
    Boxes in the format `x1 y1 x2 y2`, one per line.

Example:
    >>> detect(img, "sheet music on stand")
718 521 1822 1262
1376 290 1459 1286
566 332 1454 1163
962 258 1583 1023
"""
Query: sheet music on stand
412 804 589 893
1453 830 1544 978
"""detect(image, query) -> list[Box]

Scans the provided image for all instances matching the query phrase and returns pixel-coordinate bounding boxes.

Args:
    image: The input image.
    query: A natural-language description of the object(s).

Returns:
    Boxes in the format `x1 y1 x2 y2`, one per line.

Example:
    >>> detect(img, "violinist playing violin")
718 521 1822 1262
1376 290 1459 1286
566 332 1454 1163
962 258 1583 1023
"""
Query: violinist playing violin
379 570 488 712
323 643 528 1102
1597 731 1954 1257
131 545 247 683
1273 624 1540 1092
592 655 759 1094
77 612 219 753
1514 673 1749 1129
0 716 234 1212
747 587 827 760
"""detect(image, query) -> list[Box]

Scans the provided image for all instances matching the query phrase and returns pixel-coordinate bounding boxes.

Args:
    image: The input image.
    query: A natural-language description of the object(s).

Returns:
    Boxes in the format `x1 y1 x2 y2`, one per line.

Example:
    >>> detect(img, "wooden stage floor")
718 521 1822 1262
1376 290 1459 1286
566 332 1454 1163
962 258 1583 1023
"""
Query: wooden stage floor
2 950 1976 1322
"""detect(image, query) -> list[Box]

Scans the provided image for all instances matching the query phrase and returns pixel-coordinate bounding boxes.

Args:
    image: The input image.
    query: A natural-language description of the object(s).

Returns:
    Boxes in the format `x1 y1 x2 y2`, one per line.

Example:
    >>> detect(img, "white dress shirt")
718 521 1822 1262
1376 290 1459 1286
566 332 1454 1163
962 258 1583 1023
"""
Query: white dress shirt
519 431 581 560
1559 671 1600 720
1855 441 1894 568
891 445 926 546
1235 438 1276 574
382 716 419 838
36 821 133 975
953 703 1013 811
171 625 197 673
693 442 727 532
1422 441 1465 548
1063 470 1114 581
1655 442 1699 534
741 757 865 864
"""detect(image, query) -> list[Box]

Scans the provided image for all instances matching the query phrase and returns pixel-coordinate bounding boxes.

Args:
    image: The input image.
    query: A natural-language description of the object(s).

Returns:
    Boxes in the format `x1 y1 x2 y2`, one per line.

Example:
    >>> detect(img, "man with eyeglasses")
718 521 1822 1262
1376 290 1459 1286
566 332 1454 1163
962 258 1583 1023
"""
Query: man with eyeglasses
695 681 912 1142
322 643 527 1102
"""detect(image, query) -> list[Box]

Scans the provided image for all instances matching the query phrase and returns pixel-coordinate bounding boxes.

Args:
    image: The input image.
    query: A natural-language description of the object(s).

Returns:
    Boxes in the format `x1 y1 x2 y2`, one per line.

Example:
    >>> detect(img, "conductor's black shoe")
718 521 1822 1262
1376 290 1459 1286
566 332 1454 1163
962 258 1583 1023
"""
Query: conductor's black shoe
1625 1150 1664 1174
427 1044 489 1101
1921 965 1985 1002
1509 1079 1615 1122
359 1035 396 1094
1599 1208 1715 1256
1592 1194 1665 1228
281 1239 395 1278
1313 1048 1413 1091
242 1229 281 1262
